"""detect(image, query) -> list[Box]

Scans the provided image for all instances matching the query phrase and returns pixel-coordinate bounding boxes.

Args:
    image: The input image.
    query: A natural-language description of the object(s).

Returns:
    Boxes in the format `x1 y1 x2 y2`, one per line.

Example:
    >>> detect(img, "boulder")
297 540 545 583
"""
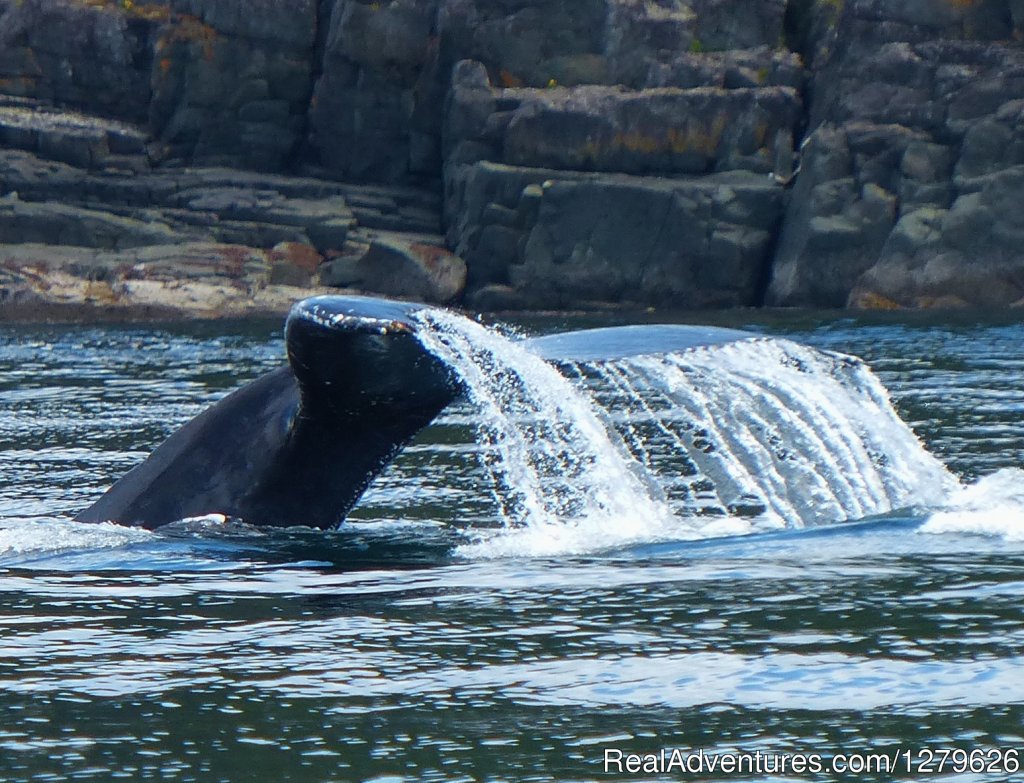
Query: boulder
448 161 783 308
269 241 322 285
323 235 466 303
850 166 1024 308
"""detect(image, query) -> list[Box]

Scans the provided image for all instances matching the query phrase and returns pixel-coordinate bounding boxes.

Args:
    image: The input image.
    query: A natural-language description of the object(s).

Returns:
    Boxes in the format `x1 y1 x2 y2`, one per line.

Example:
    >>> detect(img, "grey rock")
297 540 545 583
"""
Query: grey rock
438 0 789 91
451 59 491 90
466 283 528 311
481 203 519 228
35 126 108 170
0 102 148 171
329 0 434 70
306 218 354 253
956 120 1016 180
9 0 1024 313
308 0 440 182
850 166 1024 308
774 0 1024 309
438 0 607 89
238 100 292 125
348 235 467 303
449 83 802 176
451 161 783 308
0 193 181 249
180 187 353 232
472 224 522 287
0 240 339 319
803 216 865 253
768 123 909 307
881 207 947 259
604 0 698 86
0 145 451 306
901 140 953 183
207 220 306 248
159 0 318 50
267 241 322 286
941 192 993 251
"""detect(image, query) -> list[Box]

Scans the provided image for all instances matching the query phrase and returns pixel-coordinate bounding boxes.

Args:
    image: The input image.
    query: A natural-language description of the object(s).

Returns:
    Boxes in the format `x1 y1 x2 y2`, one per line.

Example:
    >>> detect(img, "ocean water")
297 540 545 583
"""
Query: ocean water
1 311 1023 782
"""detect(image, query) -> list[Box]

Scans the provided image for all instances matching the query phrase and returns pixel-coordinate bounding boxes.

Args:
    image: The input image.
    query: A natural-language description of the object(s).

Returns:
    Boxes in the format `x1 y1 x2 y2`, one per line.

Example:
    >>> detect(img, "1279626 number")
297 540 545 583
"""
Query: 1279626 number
901 747 1020 774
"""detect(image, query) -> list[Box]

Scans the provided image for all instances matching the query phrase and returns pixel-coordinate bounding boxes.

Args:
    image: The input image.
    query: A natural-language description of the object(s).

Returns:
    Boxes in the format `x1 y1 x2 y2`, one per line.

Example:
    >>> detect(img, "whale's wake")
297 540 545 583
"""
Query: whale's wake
415 310 959 556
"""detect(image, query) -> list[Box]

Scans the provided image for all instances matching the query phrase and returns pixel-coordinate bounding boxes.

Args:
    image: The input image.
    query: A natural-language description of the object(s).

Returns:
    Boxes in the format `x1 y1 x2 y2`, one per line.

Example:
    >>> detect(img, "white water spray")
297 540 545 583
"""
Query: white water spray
613 339 957 528
414 311 682 555
414 311 959 556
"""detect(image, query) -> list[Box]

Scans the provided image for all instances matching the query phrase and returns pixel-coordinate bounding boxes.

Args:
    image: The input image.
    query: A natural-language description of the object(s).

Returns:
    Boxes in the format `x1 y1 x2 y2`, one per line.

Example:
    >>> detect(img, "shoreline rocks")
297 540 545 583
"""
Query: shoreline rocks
0 241 335 321
2 0 1024 318
0 137 454 318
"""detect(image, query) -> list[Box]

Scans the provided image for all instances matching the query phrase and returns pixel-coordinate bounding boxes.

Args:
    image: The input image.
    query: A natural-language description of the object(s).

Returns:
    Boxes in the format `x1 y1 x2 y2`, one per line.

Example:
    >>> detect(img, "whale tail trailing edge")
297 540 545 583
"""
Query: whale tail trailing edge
77 295 755 530
525 323 754 363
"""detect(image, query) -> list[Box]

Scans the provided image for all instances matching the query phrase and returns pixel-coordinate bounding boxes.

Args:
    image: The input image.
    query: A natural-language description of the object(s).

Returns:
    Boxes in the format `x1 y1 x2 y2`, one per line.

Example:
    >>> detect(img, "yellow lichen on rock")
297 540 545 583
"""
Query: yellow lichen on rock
848 291 902 310
71 0 172 21
160 14 219 62
578 115 729 163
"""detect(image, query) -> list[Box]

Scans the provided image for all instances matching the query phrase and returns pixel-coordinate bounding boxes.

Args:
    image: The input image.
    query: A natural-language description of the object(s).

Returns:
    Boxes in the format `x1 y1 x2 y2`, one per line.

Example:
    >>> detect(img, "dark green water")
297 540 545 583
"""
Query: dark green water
1 313 1023 782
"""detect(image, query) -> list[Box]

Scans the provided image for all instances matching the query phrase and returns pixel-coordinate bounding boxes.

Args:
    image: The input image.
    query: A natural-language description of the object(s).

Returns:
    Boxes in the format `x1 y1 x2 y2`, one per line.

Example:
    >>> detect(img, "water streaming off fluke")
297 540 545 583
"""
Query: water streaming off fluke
414 312 680 550
415 311 958 555
605 339 958 526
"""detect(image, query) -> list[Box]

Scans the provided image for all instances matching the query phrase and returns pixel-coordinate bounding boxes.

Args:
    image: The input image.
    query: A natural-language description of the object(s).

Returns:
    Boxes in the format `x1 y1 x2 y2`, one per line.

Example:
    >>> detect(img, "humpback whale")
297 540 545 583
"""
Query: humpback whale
76 295 751 530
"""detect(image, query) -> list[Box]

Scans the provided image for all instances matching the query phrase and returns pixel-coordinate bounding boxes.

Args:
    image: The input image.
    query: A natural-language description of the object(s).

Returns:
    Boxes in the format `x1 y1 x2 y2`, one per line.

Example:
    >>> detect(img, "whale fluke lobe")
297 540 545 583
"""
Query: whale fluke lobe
77 295 462 530
76 295 757 531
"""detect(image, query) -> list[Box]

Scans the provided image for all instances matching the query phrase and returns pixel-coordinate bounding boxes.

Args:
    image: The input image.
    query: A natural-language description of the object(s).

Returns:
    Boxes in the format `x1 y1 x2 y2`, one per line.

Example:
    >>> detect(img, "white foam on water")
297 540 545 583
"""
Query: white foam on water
0 517 153 558
414 312 959 559
921 468 1024 541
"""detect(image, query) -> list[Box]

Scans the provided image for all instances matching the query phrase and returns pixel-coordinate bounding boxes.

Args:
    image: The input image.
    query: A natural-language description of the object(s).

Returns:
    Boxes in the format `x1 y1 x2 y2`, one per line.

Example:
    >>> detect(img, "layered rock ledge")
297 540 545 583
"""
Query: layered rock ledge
2 0 1024 317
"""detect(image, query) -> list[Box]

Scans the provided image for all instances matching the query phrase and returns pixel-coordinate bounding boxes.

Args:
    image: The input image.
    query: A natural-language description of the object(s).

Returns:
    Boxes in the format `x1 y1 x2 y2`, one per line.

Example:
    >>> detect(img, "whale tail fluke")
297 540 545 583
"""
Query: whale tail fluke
77 295 755 530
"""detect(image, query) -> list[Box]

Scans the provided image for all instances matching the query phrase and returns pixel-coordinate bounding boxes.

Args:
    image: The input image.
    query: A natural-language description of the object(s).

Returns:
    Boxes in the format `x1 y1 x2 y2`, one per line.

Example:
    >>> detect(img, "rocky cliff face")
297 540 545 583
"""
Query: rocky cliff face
770 0 1024 309
1 0 1024 314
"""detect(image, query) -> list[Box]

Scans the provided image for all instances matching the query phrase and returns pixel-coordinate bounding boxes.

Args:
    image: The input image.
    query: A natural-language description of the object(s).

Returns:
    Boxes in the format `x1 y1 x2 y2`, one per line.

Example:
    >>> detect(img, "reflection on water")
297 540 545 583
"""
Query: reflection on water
1 314 1024 782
